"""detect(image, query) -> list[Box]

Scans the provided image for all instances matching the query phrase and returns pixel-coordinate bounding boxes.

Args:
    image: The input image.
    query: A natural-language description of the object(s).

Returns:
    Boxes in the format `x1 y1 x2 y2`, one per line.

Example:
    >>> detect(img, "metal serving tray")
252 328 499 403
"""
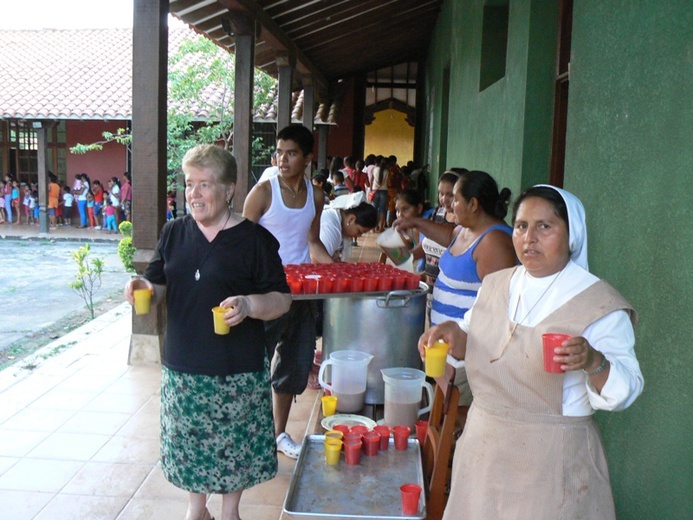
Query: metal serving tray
283 434 426 520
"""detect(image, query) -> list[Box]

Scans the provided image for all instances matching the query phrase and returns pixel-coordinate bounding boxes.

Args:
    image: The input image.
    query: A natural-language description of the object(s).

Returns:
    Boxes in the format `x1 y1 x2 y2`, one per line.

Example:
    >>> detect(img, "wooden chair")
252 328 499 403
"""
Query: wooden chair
422 364 460 520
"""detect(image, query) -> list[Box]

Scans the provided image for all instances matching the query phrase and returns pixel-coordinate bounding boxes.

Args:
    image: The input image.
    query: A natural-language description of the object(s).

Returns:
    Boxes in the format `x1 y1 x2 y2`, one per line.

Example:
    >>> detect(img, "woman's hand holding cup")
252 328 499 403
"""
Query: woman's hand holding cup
553 335 597 372
418 321 466 361
124 276 154 311
217 296 249 327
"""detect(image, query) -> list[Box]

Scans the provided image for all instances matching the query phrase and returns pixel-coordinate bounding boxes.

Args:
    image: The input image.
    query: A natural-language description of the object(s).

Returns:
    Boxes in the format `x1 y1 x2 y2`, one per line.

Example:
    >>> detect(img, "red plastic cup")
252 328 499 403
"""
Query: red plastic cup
400 483 422 515
362 431 380 456
334 277 351 293
377 276 393 292
392 274 407 290
344 432 363 445
350 425 369 436
364 276 379 292
333 424 351 436
303 278 318 294
287 277 303 295
374 425 391 451
318 277 335 293
350 276 365 292
415 420 428 447
393 426 411 450
405 274 420 290
344 440 363 465
542 333 571 373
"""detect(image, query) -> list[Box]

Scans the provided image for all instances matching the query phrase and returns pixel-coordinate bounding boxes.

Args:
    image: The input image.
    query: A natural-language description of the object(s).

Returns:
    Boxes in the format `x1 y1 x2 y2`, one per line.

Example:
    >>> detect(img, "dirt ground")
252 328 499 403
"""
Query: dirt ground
0 238 132 370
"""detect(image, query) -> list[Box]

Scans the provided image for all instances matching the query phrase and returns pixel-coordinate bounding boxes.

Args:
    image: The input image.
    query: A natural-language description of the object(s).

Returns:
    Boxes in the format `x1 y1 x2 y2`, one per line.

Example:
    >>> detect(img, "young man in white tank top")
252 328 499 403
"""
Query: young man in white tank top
243 125 333 459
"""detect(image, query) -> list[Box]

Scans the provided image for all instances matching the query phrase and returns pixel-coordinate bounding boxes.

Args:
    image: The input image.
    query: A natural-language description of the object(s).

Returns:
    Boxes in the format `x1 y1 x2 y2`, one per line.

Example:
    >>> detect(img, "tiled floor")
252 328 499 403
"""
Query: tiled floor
0 230 382 520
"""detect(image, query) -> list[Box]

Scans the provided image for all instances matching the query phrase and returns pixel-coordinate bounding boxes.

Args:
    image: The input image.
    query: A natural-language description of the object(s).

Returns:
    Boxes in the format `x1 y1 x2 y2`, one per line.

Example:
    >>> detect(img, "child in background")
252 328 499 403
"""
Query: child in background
86 191 96 228
332 170 349 197
62 186 74 226
0 181 6 223
22 185 32 224
12 181 20 224
32 190 40 224
166 190 177 221
104 197 118 233
28 190 37 225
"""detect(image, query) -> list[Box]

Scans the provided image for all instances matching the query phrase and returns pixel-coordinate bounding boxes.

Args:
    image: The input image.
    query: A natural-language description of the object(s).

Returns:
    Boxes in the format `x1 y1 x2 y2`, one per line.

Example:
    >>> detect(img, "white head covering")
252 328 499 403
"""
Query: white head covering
330 191 366 210
535 184 589 270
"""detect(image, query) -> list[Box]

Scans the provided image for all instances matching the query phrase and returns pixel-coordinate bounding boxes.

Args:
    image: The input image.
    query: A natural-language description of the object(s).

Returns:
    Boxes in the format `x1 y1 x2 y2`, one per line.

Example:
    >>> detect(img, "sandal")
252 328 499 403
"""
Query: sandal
276 432 302 459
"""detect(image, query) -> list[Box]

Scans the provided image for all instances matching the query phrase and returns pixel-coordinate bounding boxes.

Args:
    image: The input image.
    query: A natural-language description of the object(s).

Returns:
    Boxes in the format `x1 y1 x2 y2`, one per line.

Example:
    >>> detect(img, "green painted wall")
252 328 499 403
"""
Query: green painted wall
566 3 692 519
424 1 692 518
424 0 556 199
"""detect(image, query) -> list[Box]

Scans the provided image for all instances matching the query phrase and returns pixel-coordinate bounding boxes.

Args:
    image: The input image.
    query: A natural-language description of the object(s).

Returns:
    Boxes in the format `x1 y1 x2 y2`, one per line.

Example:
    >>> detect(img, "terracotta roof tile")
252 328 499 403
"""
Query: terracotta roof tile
0 27 340 124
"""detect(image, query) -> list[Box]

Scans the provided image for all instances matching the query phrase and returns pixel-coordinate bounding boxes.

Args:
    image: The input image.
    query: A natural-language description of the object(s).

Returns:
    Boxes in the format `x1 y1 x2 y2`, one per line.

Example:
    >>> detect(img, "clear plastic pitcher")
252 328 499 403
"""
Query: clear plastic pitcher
381 367 434 430
319 350 374 413
376 228 412 266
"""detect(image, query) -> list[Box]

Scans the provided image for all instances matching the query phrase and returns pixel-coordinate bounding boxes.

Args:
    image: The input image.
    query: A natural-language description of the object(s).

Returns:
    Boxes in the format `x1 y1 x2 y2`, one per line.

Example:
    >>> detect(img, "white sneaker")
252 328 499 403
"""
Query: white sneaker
94 226 101 230
276 432 302 459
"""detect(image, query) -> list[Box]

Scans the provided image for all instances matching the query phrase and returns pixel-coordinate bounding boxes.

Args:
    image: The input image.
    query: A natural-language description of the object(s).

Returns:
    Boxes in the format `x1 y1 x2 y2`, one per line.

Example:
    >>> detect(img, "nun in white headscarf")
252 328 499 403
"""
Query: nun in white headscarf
319 192 378 261
419 184 644 520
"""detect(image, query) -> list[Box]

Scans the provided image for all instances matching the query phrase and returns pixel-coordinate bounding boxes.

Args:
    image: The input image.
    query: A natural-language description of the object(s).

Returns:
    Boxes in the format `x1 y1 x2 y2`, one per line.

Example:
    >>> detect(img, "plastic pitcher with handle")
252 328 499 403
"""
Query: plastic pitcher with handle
319 350 374 413
381 367 434 430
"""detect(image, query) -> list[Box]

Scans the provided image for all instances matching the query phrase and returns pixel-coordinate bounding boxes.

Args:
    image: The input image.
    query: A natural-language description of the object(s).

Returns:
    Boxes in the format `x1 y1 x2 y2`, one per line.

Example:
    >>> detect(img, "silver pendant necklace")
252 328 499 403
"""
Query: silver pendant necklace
195 211 232 281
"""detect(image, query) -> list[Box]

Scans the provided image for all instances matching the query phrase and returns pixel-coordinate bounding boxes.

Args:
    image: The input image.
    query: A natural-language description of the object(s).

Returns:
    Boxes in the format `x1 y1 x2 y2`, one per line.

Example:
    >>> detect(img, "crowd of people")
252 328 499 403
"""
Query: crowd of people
122 125 642 520
0 172 132 232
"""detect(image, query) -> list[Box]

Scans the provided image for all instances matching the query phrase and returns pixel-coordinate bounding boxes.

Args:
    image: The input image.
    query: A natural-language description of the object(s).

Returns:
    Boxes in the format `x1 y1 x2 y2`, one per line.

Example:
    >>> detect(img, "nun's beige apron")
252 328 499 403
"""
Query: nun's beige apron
442 269 635 520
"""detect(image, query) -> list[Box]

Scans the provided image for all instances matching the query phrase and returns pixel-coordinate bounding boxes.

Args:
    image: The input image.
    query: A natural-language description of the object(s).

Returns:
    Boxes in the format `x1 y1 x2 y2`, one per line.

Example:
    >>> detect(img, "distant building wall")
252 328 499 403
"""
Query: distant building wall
364 108 414 165
66 120 129 186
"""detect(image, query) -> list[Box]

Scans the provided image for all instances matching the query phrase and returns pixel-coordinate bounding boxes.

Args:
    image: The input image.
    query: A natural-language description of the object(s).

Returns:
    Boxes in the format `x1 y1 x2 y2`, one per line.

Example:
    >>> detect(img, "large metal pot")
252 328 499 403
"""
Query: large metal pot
322 285 428 404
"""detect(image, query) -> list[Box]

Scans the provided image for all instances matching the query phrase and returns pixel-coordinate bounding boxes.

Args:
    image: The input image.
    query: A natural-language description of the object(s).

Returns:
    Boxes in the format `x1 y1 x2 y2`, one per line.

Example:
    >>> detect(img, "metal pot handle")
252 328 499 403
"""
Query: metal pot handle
377 290 413 308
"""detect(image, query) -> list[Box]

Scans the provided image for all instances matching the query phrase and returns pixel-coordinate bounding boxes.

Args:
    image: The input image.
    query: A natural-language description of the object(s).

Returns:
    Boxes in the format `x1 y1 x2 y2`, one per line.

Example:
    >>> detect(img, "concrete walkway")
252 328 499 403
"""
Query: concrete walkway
0 225 383 520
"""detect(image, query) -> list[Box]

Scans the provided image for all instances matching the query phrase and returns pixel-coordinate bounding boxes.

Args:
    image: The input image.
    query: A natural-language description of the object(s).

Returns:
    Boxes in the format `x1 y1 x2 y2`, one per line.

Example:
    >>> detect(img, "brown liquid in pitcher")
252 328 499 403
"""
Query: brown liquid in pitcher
384 400 419 430
336 391 366 413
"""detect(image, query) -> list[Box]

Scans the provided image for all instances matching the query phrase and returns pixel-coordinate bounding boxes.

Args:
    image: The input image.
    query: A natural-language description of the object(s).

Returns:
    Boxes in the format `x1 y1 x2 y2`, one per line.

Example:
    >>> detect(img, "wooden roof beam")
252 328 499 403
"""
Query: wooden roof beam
217 0 328 92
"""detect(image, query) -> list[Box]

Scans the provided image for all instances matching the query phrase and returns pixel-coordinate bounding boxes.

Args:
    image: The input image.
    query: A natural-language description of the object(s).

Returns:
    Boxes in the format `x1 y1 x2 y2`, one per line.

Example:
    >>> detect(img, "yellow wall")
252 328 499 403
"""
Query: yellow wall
364 108 414 163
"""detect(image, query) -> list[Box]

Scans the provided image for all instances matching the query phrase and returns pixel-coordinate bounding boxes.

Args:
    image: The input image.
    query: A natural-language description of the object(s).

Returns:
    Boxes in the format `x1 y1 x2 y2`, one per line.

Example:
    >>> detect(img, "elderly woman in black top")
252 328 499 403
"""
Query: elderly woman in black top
124 144 291 520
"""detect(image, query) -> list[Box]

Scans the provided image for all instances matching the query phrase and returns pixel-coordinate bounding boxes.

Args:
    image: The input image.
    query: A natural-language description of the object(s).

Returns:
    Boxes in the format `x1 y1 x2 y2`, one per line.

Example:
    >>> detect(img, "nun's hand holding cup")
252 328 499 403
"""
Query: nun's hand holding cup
554 336 596 372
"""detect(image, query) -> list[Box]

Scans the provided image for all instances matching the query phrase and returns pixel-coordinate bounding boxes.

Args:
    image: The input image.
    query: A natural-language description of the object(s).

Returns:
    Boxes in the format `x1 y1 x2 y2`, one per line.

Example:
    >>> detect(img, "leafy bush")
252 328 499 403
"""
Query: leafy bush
118 221 135 272
119 221 133 237
118 237 136 272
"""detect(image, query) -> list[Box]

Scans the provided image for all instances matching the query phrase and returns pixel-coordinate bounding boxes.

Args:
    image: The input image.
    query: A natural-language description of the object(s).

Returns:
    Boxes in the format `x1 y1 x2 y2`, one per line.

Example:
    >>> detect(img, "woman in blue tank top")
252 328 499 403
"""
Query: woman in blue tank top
430 171 517 325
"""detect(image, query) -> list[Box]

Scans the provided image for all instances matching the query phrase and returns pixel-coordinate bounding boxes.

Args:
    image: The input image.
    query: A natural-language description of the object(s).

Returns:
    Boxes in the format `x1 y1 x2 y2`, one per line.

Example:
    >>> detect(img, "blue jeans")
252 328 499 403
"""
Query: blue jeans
78 199 88 226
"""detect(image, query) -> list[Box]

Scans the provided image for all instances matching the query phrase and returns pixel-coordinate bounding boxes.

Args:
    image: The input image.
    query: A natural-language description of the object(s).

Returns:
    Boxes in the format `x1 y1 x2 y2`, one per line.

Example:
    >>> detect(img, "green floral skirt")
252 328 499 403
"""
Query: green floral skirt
160 362 277 494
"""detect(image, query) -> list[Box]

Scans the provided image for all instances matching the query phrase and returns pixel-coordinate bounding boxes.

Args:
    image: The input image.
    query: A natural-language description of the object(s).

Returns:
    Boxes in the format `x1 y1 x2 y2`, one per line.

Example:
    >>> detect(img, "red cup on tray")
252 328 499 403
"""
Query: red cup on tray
393 426 411 450
287 276 303 295
303 277 318 294
350 425 369 436
400 483 422 515
350 276 365 292
405 274 420 290
374 425 391 450
364 276 379 292
362 431 381 456
334 277 351 293
377 276 393 292
318 277 335 294
344 440 362 465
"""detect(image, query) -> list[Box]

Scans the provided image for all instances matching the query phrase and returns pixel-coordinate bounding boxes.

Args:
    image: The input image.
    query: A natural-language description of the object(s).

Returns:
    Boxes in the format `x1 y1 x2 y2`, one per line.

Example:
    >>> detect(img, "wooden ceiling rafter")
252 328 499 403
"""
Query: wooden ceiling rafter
169 0 444 95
